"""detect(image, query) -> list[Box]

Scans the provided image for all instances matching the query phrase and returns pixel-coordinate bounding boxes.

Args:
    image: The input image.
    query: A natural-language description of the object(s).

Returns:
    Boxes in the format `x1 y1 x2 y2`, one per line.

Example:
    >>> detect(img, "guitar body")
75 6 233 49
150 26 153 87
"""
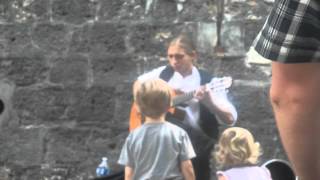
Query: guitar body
129 103 143 131
129 77 232 131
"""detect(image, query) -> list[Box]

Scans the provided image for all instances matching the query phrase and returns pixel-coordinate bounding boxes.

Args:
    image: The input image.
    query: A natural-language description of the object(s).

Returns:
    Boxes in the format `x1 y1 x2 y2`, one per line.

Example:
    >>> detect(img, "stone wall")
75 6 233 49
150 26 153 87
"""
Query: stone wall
0 0 286 179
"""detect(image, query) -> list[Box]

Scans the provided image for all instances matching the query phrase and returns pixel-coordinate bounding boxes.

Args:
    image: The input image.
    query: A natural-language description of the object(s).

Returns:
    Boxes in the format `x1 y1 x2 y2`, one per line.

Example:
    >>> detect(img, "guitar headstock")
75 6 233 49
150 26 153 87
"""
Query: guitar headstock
206 76 233 93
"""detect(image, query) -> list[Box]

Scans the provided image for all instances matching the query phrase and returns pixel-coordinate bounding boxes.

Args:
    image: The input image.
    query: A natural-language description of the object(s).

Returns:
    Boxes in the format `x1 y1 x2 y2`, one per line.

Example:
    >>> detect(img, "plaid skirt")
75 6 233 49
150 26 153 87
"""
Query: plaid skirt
253 0 320 63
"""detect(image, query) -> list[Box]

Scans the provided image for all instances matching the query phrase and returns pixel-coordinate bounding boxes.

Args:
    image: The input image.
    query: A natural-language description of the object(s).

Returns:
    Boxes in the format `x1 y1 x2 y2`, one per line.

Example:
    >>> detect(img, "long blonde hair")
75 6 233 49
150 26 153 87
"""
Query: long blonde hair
213 127 262 169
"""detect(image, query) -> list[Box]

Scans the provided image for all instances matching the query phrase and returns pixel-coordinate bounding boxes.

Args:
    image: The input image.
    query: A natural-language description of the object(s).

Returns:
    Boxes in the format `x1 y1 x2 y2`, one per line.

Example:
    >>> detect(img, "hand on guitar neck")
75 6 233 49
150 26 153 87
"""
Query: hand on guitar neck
172 77 232 106
129 77 232 131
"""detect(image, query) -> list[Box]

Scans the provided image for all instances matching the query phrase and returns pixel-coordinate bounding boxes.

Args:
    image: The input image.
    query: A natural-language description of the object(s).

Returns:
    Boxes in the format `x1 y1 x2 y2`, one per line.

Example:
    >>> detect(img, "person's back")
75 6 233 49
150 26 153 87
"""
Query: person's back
119 121 194 180
118 78 196 180
217 166 271 180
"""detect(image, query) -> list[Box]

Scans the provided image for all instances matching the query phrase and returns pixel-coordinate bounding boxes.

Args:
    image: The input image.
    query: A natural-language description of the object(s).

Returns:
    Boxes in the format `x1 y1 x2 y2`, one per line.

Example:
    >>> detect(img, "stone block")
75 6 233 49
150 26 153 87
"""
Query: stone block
98 0 126 20
66 86 115 127
91 54 136 87
0 0 11 22
0 0 50 22
209 57 270 80
40 164 78 180
146 0 177 22
89 23 126 54
69 25 91 53
232 84 272 122
178 1 213 22
129 24 173 56
0 39 7 54
49 54 89 88
44 127 94 179
45 127 90 164
113 82 134 127
196 21 247 58
220 21 246 57
21 0 50 21
13 86 71 125
0 52 48 86
52 0 96 25
1 164 42 180
0 24 31 53
32 23 69 53
0 128 44 166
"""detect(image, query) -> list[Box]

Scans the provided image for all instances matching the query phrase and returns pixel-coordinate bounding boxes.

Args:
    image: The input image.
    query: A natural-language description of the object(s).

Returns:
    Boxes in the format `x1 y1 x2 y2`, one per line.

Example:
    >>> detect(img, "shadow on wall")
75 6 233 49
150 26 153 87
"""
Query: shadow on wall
0 99 4 115
0 80 15 128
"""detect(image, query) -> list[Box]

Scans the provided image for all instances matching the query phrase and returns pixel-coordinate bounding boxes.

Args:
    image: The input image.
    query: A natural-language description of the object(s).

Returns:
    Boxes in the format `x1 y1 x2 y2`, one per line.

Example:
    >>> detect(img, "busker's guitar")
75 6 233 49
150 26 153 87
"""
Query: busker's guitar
129 76 233 131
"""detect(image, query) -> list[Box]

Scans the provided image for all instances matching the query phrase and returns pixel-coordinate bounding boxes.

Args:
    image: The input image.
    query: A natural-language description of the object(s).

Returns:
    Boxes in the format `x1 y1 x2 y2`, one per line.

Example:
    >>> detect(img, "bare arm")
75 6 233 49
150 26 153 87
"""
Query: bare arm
201 96 236 125
125 166 134 180
180 160 195 180
195 87 237 125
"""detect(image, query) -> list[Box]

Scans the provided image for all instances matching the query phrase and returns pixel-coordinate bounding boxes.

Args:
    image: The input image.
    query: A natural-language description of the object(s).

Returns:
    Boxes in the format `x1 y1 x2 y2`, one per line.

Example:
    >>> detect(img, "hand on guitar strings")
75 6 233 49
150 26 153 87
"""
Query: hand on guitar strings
194 86 210 102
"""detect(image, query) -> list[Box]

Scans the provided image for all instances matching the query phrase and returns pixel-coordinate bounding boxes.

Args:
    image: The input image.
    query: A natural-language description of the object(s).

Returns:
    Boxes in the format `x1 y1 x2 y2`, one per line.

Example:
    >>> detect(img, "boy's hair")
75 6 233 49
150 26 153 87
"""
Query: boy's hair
134 79 172 119
213 127 262 169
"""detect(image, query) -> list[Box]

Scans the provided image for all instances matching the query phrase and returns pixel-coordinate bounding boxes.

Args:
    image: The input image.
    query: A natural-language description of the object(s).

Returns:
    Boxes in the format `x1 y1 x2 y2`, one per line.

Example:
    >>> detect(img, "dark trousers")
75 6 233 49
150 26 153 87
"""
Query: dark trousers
192 145 214 180
166 114 216 180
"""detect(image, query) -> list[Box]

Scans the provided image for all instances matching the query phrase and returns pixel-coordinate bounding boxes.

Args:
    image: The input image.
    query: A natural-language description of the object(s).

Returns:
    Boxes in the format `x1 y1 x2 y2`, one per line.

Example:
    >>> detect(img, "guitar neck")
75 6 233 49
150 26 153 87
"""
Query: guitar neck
171 76 232 107
172 90 195 107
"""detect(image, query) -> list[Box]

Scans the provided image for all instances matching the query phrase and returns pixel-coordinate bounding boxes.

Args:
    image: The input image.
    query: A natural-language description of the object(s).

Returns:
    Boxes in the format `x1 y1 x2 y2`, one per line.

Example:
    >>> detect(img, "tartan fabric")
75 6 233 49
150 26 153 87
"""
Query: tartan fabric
253 0 320 63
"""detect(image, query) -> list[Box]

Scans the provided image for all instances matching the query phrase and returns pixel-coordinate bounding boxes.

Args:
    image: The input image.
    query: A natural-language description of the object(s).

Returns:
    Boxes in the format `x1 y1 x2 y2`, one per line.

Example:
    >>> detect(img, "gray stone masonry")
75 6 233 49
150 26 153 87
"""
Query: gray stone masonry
0 0 287 179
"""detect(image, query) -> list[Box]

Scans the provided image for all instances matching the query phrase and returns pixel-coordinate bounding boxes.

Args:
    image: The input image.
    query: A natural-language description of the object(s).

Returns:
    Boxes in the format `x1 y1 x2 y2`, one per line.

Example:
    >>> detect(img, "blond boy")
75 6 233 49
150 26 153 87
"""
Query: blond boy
118 79 196 180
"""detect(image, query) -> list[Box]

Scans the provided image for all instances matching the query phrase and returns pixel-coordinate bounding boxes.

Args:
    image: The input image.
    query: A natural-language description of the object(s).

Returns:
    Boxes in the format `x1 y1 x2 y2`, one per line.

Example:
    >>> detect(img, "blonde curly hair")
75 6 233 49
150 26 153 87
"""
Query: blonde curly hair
213 127 262 169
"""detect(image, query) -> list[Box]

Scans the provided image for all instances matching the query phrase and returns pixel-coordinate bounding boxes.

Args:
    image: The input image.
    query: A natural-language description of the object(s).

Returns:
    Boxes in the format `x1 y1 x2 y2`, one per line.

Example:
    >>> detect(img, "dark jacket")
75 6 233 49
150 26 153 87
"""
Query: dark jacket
159 65 219 154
